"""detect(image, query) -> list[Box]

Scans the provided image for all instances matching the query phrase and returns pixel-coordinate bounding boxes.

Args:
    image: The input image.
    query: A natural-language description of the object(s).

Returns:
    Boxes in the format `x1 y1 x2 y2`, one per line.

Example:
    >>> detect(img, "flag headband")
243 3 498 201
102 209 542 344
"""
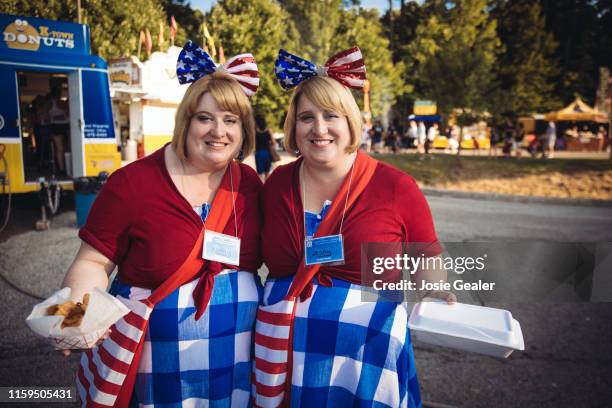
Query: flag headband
177 40 259 96
274 47 366 90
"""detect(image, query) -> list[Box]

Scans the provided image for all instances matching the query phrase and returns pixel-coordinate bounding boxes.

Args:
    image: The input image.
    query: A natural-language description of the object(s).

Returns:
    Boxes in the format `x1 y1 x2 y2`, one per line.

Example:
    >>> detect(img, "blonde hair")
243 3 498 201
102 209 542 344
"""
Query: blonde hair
172 72 255 160
283 76 362 156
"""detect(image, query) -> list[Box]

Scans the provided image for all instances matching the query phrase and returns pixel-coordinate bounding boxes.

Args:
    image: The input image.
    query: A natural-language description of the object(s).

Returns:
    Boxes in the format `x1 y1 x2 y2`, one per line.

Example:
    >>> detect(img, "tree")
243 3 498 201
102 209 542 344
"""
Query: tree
82 0 167 58
593 0 612 73
279 1 406 121
1 0 168 59
405 0 501 154
539 0 602 105
160 0 206 48
208 0 299 130
336 7 408 119
490 0 561 117
405 0 501 119
0 0 77 23
278 0 344 64
381 0 423 64
381 1 424 121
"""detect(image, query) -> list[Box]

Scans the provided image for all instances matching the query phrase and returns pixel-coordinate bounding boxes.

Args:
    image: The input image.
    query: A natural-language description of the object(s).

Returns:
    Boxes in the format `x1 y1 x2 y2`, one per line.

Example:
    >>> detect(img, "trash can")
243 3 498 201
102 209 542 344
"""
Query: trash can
74 172 109 228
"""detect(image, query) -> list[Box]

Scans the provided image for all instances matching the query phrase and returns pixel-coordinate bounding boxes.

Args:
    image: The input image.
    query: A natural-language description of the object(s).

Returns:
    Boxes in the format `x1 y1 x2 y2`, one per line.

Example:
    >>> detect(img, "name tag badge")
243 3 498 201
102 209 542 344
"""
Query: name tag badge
202 230 241 266
304 234 345 266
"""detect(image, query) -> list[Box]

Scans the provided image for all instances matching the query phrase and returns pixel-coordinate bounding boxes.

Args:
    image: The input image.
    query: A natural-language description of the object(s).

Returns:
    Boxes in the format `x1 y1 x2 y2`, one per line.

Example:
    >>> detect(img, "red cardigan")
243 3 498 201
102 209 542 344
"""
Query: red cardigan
80 146 263 289
261 156 440 285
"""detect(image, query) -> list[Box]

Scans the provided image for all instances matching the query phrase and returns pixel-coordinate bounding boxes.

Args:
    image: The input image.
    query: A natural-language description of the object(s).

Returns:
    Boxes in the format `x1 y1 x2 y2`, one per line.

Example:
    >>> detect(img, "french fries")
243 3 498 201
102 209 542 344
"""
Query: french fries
46 293 90 328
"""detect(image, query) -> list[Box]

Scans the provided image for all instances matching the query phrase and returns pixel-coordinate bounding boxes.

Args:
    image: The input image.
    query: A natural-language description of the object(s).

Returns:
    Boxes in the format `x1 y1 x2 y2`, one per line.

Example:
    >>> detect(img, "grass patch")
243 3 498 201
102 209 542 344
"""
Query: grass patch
376 153 612 200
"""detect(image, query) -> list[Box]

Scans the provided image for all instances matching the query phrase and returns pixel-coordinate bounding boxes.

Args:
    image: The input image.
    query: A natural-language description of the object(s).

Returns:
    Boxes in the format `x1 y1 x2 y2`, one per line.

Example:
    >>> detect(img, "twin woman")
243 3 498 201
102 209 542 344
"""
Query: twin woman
62 41 450 408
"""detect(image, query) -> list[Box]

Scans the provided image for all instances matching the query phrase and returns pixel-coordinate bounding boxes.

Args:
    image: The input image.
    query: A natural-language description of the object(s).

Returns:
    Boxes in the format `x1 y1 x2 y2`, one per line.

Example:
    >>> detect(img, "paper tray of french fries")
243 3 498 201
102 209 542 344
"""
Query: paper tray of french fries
25 287 130 350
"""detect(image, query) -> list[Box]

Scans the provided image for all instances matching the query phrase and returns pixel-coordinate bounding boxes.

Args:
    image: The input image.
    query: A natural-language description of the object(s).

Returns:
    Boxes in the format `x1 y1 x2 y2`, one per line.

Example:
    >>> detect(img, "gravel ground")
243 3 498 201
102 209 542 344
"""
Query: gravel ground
0 191 611 407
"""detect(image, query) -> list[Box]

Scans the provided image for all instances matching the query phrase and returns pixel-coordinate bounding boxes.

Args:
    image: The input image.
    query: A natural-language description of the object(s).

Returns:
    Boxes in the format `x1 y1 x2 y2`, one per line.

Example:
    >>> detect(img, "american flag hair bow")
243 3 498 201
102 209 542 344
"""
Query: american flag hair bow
275 47 366 90
177 40 259 96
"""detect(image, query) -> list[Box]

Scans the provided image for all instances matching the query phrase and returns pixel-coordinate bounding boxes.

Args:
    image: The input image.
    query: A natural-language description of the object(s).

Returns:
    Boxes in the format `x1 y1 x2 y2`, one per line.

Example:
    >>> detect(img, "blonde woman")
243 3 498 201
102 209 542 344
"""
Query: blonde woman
253 49 453 407
66 41 262 406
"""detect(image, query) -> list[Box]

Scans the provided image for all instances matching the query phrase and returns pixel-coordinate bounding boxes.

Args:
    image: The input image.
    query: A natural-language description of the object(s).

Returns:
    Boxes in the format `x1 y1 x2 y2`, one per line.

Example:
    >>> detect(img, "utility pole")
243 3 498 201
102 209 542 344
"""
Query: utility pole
77 0 82 24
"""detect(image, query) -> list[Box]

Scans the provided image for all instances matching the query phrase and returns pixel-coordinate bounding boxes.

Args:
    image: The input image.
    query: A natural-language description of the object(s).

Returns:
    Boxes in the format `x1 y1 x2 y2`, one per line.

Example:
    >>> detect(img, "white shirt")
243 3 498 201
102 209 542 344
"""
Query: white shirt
427 126 437 142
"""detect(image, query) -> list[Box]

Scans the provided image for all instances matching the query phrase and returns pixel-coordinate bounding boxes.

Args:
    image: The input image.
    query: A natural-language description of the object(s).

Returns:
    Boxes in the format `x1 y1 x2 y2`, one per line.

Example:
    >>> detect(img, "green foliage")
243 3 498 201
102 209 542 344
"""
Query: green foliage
405 0 502 121
82 0 167 59
491 0 561 117
381 2 424 122
1 0 168 59
209 0 299 130
336 7 408 118
0 0 77 21
540 0 610 105
381 1 423 64
278 0 344 64
8 0 606 123
279 1 406 120
160 0 205 47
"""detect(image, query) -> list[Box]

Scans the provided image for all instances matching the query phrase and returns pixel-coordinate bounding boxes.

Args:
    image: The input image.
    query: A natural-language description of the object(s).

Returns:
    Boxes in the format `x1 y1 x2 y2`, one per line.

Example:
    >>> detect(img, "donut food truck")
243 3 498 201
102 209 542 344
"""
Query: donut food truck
0 13 119 194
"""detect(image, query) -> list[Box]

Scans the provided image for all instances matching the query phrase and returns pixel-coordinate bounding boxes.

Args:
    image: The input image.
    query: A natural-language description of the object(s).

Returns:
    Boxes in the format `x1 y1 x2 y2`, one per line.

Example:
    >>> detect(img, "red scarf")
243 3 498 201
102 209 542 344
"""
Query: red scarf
114 161 240 407
261 150 378 299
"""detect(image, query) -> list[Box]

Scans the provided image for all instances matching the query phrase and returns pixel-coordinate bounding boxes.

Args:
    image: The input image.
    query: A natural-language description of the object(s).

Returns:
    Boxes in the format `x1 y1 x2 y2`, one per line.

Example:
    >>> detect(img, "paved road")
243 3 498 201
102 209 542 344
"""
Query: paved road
429 195 612 242
420 196 612 407
0 194 611 407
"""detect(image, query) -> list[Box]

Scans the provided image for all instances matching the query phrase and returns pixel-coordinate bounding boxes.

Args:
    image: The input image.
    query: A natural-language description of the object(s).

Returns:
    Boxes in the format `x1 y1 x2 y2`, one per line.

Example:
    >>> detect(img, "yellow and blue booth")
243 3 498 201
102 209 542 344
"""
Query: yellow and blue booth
0 13 119 193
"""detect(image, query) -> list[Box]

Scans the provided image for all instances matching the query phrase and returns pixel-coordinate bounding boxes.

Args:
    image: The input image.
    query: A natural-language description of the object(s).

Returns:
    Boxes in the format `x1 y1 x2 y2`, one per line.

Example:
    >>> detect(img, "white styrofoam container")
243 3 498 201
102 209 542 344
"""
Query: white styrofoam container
408 299 525 358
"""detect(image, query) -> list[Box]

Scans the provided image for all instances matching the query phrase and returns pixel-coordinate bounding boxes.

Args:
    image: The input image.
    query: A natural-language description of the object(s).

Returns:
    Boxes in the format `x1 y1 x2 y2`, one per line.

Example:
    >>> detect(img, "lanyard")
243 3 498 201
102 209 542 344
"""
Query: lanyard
228 162 238 237
182 159 239 237
300 156 356 239
201 162 240 266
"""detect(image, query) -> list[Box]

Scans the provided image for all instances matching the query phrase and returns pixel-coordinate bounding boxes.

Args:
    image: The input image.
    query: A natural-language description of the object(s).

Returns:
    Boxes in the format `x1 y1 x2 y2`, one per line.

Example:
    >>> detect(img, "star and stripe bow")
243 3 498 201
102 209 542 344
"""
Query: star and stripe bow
274 47 367 90
177 40 259 96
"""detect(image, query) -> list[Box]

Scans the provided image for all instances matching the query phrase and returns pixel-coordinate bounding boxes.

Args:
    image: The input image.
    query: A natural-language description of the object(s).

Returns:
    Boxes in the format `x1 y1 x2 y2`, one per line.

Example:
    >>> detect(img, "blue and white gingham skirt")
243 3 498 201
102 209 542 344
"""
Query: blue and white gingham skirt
261 276 422 408
109 269 262 407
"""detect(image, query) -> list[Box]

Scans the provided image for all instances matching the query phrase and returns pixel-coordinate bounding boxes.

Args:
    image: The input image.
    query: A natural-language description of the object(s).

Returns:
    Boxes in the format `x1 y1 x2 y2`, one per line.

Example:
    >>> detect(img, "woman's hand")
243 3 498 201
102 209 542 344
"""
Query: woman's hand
59 241 115 357
421 290 457 305
60 329 112 357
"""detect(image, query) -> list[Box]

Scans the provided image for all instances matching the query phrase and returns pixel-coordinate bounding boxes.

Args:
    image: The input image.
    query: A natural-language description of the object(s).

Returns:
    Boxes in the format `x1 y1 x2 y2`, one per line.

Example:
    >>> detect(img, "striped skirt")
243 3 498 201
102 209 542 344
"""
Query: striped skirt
106 270 262 407
258 276 421 408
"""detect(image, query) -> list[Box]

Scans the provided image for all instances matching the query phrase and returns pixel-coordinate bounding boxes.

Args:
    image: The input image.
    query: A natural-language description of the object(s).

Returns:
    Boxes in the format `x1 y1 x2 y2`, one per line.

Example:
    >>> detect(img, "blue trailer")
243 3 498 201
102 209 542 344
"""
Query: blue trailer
0 13 119 193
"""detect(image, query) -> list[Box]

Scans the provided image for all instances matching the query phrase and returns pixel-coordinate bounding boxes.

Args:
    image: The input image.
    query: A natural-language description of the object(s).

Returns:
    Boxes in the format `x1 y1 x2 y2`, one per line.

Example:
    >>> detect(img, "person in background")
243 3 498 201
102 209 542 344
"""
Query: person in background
48 86 69 175
417 121 426 158
425 122 438 158
447 125 460 154
360 121 371 152
408 120 418 150
472 134 480 155
566 125 579 138
545 121 557 158
595 125 608 154
31 94 52 168
514 122 524 158
255 113 277 181
489 126 500 158
385 123 397 153
502 123 514 158
396 123 405 148
371 119 384 153
580 125 594 139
